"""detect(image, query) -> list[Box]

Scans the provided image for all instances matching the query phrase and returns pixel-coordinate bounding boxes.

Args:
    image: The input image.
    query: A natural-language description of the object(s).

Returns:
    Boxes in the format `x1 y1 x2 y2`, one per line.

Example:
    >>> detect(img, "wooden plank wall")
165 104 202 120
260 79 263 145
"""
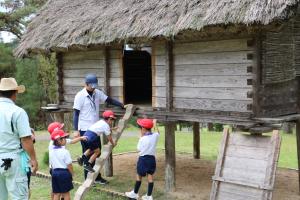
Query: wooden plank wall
152 39 254 113
259 21 298 117
62 48 123 104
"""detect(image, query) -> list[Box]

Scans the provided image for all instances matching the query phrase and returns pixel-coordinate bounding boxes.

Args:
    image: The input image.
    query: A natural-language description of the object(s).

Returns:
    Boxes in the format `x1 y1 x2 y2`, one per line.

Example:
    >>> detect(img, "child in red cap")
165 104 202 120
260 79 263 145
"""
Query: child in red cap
77 110 117 172
125 119 160 200
49 129 74 200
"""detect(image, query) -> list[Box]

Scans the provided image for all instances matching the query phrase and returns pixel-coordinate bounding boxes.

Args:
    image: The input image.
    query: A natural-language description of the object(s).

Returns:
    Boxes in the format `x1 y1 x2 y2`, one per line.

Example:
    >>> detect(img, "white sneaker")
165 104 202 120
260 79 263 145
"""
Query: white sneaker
125 190 139 199
142 194 153 200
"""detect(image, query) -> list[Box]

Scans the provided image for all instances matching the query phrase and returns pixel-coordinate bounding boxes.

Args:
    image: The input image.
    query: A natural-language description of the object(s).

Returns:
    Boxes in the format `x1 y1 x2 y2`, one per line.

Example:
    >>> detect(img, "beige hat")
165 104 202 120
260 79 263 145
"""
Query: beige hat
0 78 25 93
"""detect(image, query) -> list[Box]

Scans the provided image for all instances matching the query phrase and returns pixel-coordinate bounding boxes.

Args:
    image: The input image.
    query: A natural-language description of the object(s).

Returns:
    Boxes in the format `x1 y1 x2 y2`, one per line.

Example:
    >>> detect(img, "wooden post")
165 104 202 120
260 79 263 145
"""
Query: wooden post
164 39 175 192
296 119 300 192
103 46 113 177
103 135 113 177
193 122 200 159
165 122 176 192
56 53 64 104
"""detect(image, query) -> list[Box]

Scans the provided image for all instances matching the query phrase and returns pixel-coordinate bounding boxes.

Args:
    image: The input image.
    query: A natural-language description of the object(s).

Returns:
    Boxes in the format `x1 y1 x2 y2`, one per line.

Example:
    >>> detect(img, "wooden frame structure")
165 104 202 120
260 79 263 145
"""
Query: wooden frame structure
16 0 300 198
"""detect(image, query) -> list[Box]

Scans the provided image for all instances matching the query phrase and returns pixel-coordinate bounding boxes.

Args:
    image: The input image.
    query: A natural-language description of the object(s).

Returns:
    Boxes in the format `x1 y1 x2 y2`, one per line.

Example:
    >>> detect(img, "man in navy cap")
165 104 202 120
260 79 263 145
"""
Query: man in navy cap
73 73 124 184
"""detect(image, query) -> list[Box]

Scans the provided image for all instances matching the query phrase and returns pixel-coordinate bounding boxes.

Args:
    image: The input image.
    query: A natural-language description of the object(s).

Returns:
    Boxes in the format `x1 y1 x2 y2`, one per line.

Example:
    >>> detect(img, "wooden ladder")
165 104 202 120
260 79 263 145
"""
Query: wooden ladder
74 104 136 200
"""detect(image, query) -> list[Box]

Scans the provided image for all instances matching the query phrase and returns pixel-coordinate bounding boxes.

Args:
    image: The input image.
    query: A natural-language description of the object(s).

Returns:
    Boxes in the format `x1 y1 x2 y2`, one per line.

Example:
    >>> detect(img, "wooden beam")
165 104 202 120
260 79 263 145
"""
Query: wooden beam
253 36 262 116
165 41 174 111
193 122 200 159
296 119 300 193
104 46 110 95
56 53 64 103
103 46 113 176
165 122 176 192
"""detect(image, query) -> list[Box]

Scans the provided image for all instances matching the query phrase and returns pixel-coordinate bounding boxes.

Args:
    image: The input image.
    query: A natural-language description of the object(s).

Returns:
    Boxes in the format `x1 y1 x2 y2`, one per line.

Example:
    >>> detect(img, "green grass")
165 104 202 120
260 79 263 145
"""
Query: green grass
30 127 299 199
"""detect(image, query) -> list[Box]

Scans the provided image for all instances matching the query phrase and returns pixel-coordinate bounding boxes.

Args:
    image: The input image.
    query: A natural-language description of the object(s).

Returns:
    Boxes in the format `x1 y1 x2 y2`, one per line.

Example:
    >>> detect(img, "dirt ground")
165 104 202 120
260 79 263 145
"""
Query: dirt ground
112 152 300 200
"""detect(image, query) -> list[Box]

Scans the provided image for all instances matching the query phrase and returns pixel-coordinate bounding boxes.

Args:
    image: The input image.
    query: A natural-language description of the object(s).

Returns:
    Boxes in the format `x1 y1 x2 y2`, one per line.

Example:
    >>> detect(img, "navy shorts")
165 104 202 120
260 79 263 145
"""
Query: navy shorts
83 130 101 151
137 155 156 177
51 168 73 193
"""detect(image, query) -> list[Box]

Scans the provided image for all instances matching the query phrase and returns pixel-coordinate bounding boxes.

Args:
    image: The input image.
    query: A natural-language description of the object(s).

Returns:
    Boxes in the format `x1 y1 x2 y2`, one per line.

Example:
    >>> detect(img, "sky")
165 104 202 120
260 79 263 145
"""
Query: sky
0 2 16 43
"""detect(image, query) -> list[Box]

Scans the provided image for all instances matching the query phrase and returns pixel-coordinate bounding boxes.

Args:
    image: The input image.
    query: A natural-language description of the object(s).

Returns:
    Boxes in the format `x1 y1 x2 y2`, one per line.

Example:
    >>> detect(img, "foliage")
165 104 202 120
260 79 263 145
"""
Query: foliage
0 0 47 38
37 54 57 103
0 42 15 78
213 123 223 132
15 56 44 127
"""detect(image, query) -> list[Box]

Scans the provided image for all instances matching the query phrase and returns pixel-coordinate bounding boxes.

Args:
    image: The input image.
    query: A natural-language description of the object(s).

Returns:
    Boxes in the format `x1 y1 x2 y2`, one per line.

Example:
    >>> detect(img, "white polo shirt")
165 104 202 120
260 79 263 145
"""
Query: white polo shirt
88 119 111 136
73 88 108 131
49 147 72 169
137 132 159 156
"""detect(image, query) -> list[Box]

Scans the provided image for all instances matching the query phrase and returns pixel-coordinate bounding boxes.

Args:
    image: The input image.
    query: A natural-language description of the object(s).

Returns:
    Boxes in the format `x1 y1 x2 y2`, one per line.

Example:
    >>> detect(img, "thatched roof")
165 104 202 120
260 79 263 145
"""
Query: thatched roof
15 0 299 57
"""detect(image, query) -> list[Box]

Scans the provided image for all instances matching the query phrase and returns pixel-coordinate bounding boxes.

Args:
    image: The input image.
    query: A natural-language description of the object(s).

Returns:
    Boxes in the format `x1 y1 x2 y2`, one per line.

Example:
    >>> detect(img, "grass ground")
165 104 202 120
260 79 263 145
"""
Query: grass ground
30 126 298 199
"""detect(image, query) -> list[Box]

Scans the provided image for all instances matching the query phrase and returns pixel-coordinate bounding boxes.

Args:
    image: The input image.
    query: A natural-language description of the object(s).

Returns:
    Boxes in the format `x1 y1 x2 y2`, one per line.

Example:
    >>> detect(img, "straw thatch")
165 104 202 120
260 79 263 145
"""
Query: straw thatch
15 0 299 57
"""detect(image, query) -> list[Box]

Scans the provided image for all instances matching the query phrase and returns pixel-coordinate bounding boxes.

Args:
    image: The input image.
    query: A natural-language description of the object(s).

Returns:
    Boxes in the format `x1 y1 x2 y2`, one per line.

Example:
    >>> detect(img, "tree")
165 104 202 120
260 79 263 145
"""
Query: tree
0 0 47 38
0 42 15 78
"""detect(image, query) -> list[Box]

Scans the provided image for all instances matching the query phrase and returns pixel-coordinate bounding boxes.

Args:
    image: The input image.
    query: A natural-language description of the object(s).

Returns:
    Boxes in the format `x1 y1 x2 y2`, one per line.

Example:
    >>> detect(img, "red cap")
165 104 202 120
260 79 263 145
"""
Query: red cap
48 122 64 134
137 119 153 129
102 110 116 119
51 129 69 141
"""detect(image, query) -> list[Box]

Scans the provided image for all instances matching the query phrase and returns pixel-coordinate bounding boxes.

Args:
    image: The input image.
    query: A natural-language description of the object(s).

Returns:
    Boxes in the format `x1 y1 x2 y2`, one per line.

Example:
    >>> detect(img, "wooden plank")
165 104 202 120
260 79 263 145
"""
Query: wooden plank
193 122 200 159
173 63 251 76
64 59 103 69
63 49 121 62
63 78 122 87
154 87 252 100
155 97 252 112
173 39 253 55
154 75 252 88
218 182 264 199
165 122 176 192
63 86 122 96
263 130 281 197
63 69 104 78
154 39 252 56
223 156 267 174
225 145 269 160
156 51 253 66
210 128 230 200
253 35 261 116
228 134 272 148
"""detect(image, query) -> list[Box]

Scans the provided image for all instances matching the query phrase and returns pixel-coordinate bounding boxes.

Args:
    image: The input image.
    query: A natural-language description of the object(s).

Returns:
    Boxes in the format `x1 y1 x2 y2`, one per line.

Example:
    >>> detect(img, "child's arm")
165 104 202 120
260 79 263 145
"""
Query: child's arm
67 164 73 176
70 136 87 144
107 135 116 147
153 119 160 134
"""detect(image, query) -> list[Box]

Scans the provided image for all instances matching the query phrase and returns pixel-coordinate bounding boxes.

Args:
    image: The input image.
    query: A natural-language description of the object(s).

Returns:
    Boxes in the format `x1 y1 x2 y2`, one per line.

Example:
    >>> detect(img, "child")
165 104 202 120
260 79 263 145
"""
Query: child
47 122 86 200
49 129 74 200
77 110 117 172
48 122 87 150
125 119 160 200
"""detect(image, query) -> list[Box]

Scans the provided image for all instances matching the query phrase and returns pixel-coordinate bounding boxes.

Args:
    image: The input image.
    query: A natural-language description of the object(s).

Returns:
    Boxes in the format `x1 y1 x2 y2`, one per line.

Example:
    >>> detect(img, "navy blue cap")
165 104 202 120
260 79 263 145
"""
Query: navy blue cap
85 74 98 88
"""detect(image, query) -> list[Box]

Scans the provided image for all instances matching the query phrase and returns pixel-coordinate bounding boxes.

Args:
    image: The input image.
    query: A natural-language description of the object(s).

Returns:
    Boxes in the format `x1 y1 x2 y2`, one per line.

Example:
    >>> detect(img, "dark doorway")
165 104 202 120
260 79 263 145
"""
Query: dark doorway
123 50 152 105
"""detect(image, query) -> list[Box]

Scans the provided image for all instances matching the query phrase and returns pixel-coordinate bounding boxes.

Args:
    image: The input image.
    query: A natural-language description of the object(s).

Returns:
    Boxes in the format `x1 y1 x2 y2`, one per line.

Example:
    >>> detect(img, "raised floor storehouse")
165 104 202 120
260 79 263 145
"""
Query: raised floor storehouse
15 0 300 198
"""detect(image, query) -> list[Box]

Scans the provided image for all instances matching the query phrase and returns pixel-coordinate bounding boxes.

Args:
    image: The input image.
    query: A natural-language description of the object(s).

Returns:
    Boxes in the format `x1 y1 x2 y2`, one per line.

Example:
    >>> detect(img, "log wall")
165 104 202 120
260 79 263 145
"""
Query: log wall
152 39 254 113
62 47 123 104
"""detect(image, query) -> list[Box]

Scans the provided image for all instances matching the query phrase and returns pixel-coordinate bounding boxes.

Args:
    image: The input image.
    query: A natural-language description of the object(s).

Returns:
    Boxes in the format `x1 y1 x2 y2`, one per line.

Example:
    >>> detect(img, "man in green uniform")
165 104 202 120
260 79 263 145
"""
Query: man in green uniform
0 77 38 200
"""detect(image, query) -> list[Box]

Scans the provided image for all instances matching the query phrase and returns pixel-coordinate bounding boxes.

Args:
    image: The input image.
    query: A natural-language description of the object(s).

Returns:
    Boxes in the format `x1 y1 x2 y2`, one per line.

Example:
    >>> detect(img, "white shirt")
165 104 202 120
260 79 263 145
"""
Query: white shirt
73 88 108 131
137 132 159 156
88 119 111 136
49 147 72 169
